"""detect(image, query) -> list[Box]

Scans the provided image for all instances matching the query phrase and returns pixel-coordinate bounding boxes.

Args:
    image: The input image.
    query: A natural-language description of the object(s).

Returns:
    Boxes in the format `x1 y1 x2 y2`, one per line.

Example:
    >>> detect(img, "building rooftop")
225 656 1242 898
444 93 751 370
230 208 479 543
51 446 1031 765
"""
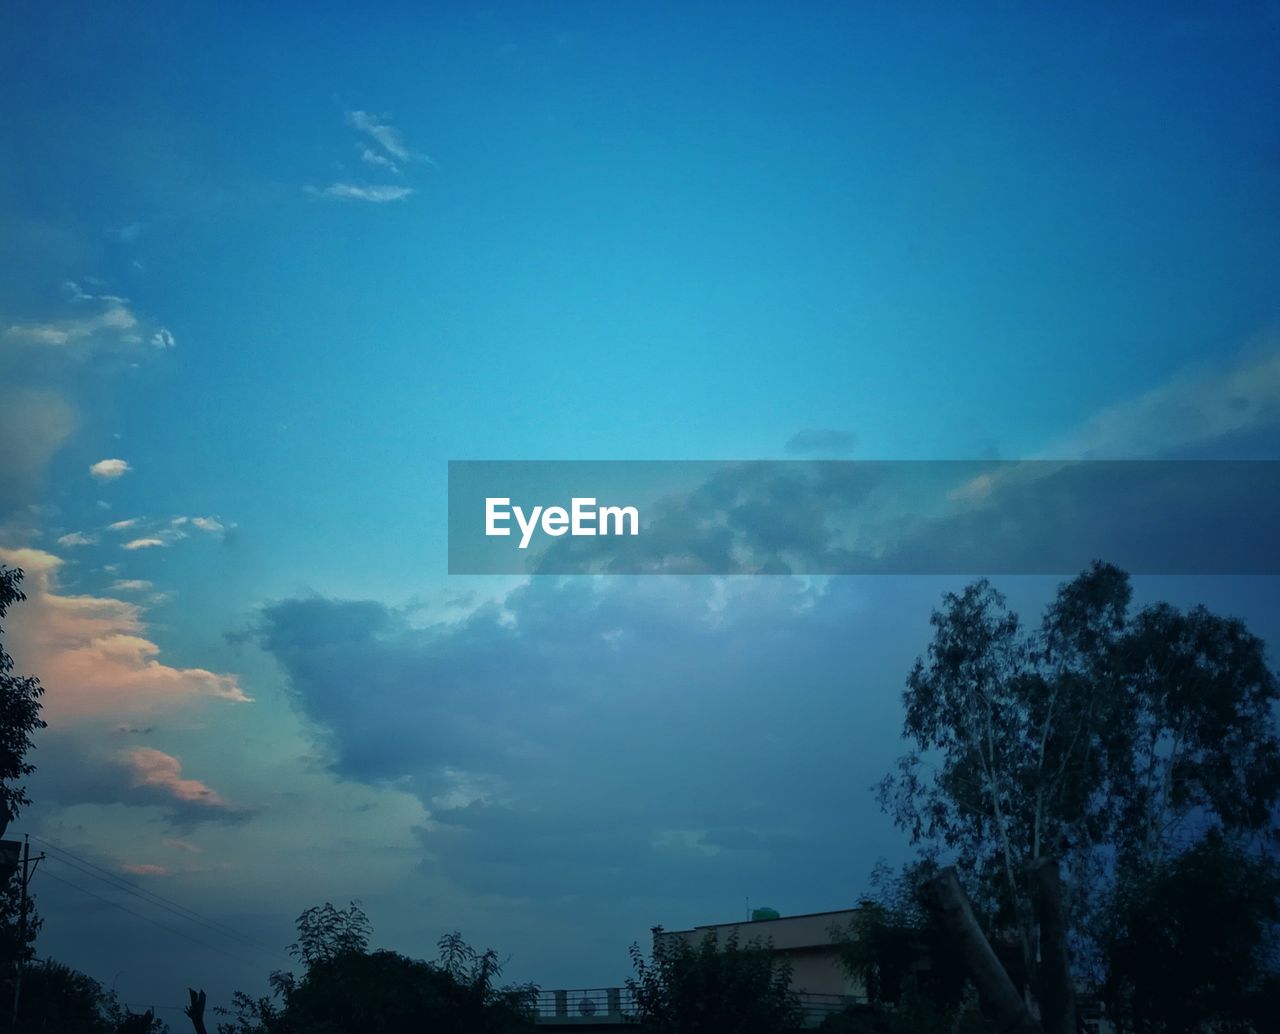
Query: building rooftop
657 906 868 952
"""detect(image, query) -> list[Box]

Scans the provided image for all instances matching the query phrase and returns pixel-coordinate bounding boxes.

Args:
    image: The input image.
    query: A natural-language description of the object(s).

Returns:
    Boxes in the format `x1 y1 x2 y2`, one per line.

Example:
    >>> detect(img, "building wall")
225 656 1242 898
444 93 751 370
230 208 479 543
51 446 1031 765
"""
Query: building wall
784 947 864 997
655 908 868 998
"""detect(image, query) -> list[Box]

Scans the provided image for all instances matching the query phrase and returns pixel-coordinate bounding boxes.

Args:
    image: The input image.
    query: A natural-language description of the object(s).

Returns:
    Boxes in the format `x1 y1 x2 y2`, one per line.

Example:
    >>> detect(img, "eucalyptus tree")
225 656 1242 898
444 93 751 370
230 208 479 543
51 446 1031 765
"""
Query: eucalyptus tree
878 562 1280 1007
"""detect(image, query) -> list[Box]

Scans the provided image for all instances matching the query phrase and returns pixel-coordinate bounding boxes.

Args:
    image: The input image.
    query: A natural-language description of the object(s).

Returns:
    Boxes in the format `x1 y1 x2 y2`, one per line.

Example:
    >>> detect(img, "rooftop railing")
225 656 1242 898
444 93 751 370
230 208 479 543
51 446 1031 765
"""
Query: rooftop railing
531 987 866 1026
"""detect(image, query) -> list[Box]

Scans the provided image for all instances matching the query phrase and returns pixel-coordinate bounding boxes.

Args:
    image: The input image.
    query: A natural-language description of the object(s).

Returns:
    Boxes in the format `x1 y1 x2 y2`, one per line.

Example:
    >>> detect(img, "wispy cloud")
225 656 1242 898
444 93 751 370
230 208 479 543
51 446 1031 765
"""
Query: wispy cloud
57 531 97 547
89 458 130 480
3 283 174 352
120 862 171 877
170 514 226 536
5 302 134 346
306 108 433 203
360 147 399 173
308 183 415 203
1044 337 1280 459
111 579 152 592
107 515 227 550
347 110 428 165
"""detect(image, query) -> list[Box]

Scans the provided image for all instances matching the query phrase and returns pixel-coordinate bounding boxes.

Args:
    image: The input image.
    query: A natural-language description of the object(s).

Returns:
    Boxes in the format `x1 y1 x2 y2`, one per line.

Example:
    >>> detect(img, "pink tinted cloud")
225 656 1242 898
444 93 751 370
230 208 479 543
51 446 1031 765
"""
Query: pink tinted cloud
120 862 171 877
0 547 249 720
126 747 230 809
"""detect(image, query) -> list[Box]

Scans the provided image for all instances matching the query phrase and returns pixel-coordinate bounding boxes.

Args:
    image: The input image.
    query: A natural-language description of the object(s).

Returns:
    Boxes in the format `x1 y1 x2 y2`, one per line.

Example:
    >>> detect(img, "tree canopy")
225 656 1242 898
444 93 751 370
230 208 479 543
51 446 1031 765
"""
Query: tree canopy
627 929 800 1034
877 562 1280 1025
215 901 536 1034
0 564 47 826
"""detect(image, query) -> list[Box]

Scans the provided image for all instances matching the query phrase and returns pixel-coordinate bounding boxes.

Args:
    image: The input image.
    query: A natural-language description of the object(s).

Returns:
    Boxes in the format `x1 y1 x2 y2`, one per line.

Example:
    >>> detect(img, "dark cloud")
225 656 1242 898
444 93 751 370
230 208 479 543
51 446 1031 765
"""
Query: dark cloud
875 460 1280 575
530 461 884 575
249 568 1280 988
784 429 857 456
501 460 1280 576
253 576 947 910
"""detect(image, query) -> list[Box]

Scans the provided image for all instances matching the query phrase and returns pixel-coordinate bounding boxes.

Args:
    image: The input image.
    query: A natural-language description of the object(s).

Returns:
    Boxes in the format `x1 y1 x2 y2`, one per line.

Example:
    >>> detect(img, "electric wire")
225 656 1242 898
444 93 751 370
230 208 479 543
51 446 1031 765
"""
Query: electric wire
29 834 279 958
37 868 256 969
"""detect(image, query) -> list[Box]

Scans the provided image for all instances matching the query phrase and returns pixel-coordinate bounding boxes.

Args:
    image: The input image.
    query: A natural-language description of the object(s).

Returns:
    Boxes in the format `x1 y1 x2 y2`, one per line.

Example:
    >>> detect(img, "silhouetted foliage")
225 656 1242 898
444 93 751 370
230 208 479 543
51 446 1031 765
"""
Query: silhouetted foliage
878 562 1280 1013
215 901 536 1034
0 567 164 1033
0 564 47 824
827 864 988 1034
14 958 167 1033
0 565 44 1024
0 864 39 972
1100 832 1280 1034
627 929 800 1034
287 900 371 966
816 985 991 1034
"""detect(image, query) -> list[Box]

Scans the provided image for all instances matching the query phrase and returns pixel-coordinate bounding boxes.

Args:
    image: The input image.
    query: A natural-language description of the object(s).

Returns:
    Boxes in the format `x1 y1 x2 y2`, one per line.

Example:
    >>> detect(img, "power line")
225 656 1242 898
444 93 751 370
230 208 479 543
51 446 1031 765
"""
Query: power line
37 869 256 969
29 834 279 958
30 834 267 944
39 851 282 964
37 847 275 956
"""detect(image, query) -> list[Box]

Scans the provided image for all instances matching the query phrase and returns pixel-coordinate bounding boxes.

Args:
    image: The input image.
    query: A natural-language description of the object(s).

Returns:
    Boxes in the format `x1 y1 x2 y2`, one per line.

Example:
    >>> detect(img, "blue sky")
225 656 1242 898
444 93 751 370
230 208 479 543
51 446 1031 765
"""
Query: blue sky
2 0 1279 1016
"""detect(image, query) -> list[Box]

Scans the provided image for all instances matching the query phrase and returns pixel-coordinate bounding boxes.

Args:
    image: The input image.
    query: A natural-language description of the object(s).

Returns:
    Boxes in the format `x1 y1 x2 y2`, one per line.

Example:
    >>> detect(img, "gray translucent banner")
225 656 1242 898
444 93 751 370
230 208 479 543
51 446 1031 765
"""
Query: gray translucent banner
447 460 1280 575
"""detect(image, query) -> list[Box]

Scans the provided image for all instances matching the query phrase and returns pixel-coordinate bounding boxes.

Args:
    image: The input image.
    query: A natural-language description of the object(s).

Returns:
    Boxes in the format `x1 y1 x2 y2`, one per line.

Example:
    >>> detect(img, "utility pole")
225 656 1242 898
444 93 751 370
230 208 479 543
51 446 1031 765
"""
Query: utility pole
10 835 44 1034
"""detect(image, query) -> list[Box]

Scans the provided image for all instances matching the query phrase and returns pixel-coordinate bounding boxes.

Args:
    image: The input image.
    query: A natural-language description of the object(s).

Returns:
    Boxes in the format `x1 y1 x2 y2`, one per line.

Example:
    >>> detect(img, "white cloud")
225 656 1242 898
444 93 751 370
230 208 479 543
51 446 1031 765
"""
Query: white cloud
171 514 226 537
89 458 130 480
360 147 399 173
1045 337 1280 459
309 183 415 203
304 109 434 204
346 109 425 164
5 324 73 346
111 579 152 592
57 531 97 547
4 282 174 373
5 296 138 348
104 516 224 550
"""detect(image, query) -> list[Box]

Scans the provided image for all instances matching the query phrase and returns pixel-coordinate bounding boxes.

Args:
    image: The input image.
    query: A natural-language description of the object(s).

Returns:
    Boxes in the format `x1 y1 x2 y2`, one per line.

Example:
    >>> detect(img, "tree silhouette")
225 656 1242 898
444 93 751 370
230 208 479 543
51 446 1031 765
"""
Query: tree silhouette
0 564 47 828
627 929 800 1034
878 562 1280 1023
213 902 536 1034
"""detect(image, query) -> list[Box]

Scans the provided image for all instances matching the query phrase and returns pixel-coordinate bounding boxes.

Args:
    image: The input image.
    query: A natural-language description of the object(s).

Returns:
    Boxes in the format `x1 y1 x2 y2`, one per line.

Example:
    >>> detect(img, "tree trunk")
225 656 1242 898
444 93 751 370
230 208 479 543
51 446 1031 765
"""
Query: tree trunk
1034 858 1077 1034
184 987 208 1034
924 867 1041 1034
